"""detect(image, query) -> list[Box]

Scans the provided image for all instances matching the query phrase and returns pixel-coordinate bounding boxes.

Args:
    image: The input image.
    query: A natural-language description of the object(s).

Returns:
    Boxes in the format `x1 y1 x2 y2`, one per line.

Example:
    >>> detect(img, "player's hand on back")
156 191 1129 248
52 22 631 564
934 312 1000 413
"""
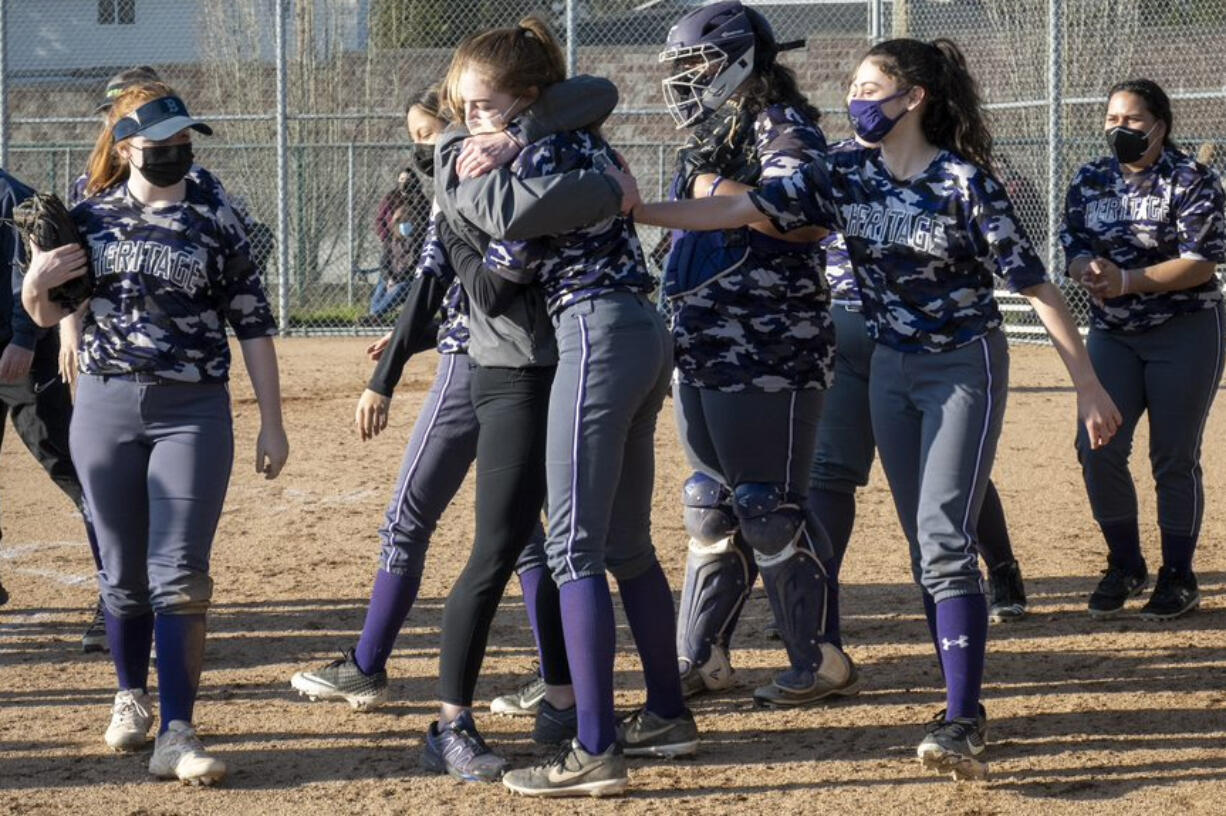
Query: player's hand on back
602 165 642 215
355 388 391 442
457 131 523 180
366 331 393 361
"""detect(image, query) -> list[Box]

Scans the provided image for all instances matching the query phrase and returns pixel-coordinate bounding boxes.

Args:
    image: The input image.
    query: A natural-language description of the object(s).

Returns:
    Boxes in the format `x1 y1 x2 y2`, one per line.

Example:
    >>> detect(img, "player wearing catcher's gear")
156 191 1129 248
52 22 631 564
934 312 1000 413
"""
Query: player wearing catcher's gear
654 0 857 709
289 83 609 723
625 38 1122 782
21 83 288 786
811 140 1028 625
0 170 104 639
1062 79 1226 621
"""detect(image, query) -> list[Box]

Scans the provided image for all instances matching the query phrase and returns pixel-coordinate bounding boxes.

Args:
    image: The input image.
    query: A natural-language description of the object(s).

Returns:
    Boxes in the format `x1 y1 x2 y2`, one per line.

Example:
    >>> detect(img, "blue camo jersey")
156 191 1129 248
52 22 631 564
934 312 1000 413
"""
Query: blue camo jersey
415 209 470 354
70 165 260 237
749 147 1048 354
670 104 833 392
484 129 654 316
1060 148 1226 333
72 176 277 382
821 139 862 305
822 231 858 303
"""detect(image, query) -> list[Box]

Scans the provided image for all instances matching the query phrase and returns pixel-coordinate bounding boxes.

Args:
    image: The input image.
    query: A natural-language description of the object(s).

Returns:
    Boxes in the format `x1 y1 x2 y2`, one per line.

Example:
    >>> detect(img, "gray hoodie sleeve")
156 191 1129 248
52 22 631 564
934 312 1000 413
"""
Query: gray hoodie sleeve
448 75 623 241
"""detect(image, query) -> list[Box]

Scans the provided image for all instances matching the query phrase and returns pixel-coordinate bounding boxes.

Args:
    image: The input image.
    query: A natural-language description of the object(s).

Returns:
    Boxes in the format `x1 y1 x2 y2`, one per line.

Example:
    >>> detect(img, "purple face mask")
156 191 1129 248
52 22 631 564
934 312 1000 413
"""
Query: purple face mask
847 88 911 143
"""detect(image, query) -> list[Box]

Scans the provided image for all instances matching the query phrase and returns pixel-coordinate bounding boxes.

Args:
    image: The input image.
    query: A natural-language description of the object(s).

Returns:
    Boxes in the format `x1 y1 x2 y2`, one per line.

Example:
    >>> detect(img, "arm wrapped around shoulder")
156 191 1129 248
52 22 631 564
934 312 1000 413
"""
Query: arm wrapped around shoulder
12 193 93 310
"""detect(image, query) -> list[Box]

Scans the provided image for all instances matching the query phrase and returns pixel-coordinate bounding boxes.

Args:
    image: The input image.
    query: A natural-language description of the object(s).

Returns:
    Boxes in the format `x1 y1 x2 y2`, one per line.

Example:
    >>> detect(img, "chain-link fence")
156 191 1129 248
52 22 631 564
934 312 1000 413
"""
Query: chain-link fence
2 1 1223 338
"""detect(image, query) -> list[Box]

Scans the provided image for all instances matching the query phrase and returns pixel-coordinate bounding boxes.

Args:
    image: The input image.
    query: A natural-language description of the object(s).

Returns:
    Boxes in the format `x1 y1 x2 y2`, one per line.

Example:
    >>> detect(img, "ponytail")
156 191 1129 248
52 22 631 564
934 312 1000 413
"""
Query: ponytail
865 38 993 169
85 80 177 196
442 16 566 123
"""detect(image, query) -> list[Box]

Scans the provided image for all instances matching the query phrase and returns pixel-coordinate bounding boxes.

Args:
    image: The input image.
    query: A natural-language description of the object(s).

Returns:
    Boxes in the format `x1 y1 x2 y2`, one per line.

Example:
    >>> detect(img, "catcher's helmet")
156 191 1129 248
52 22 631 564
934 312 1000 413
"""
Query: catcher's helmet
659 1 779 129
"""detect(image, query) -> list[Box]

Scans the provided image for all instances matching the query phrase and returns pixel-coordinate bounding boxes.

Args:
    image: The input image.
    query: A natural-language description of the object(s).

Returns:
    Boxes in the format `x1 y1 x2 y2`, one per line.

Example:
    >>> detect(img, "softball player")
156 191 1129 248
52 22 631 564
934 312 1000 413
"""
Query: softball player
289 83 613 724
0 168 106 648
22 83 287 785
416 49 649 782
812 148 1028 625
652 1 857 709
438 19 693 797
1062 79 1226 621
623 37 1121 781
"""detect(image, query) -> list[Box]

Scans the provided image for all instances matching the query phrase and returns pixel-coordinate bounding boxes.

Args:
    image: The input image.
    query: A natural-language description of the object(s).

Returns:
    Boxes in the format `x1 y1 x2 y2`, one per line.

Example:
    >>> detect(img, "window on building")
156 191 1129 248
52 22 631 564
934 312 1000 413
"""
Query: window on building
99 0 136 24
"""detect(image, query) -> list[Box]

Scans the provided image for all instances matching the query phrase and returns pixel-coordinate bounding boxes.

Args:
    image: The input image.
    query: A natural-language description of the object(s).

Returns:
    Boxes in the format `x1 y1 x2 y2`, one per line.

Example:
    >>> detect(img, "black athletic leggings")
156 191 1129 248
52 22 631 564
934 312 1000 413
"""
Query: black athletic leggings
437 363 567 706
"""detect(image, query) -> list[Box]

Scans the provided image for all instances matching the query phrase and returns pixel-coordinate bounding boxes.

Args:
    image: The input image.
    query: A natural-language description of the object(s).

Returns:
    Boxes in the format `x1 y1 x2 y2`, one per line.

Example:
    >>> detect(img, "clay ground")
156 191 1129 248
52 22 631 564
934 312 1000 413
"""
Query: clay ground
1 338 1223 816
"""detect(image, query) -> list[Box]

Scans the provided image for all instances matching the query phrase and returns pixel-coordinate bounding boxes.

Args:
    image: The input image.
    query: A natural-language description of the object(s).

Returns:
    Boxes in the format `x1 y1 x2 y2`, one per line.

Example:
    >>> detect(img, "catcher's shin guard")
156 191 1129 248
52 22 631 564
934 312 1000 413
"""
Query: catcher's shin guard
675 534 755 681
757 531 831 675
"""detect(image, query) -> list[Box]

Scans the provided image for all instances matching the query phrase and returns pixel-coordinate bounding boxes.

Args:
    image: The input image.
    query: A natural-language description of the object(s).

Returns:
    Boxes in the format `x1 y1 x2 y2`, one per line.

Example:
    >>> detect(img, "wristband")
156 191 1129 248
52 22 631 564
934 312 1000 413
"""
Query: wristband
707 176 726 197
1121 268 1132 295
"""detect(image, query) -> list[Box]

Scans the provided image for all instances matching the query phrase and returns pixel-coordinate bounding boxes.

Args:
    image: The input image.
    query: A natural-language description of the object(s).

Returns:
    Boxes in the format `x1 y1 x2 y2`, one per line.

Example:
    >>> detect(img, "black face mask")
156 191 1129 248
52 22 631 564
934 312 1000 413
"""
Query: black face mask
411 143 435 180
1107 123 1157 165
131 143 193 187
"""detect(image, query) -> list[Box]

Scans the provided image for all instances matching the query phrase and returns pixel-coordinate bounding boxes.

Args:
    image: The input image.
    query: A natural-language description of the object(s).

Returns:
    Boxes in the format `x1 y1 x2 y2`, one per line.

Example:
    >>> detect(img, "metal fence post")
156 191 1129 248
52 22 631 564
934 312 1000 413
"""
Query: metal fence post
0 0 9 171
565 0 576 77
347 142 355 308
1046 0 1063 275
275 0 291 333
869 0 884 44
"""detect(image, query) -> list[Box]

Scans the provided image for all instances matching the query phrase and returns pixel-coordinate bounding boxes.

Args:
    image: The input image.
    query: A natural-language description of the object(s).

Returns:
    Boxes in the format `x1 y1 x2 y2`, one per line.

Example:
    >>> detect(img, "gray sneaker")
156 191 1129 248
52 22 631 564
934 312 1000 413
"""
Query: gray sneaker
289 649 389 711
617 707 699 758
421 711 508 783
502 738 628 798
753 645 861 708
917 716 988 781
490 669 546 716
532 699 577 745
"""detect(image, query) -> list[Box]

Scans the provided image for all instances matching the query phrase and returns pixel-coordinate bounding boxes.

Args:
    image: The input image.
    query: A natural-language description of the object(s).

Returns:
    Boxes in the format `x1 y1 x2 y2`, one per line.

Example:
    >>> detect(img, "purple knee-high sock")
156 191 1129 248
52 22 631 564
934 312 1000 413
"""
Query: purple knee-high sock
354 569 421 676
154 613 206 732
809 488 855 575
105 609 154 691
1160 530 1195 575
934 594 988 721
559 575 617 755
1100 519 1145 574
617 562 684 720
517 566 571 685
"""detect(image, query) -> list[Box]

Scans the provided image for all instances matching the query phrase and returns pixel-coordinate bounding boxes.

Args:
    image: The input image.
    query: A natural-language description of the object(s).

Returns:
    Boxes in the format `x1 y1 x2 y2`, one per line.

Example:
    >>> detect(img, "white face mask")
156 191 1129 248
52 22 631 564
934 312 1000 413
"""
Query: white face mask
469 95 522 134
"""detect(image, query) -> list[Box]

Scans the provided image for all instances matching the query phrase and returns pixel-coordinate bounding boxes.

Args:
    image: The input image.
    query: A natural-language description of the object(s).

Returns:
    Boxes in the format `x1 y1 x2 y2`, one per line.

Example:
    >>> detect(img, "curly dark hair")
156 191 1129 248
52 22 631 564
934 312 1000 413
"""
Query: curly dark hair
865 38 993 169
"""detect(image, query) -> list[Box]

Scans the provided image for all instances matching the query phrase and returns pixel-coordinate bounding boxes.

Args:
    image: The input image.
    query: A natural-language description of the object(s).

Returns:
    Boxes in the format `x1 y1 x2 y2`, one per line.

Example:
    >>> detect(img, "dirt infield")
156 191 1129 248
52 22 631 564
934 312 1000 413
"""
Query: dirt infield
1 338 1223 816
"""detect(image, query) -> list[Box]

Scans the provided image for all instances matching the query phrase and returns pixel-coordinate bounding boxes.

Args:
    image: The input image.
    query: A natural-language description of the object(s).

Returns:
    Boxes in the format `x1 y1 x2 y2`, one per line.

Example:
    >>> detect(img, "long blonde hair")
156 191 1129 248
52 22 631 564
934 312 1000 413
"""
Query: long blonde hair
85 81 177 196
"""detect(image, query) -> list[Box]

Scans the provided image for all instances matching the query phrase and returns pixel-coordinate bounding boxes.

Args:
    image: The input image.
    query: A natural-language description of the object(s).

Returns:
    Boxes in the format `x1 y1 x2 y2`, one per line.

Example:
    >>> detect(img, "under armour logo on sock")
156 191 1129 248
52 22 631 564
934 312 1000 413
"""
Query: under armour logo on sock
941 635 970 650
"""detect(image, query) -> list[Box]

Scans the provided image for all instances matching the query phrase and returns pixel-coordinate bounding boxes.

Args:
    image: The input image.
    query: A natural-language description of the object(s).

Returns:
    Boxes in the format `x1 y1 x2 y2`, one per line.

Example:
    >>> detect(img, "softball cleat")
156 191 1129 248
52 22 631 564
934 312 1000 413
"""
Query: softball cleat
917 717 988 781
1139 567 1200 621
289 649 388 711
104 689 154 752
617 707 699 758
752 645 861 708
148 720 227 786
1087 565 1148 619
502 739 627 798
490 668 546 716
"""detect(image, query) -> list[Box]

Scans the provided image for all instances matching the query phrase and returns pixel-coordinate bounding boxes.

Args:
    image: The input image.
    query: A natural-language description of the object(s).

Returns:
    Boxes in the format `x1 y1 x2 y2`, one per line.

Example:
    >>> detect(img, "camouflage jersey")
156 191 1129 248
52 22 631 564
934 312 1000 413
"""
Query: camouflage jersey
821 140 863 306
71 176 277 382
1060 147 1226 333
668 104 832 393
749 147 1047 354
485 129 654 317
416 208 470 354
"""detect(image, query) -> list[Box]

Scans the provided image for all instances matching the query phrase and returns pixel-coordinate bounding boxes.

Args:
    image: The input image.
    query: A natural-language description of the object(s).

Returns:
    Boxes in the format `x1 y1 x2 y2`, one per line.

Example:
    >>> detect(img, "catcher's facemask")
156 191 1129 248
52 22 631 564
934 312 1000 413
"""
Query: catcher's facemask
660 41 755 130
